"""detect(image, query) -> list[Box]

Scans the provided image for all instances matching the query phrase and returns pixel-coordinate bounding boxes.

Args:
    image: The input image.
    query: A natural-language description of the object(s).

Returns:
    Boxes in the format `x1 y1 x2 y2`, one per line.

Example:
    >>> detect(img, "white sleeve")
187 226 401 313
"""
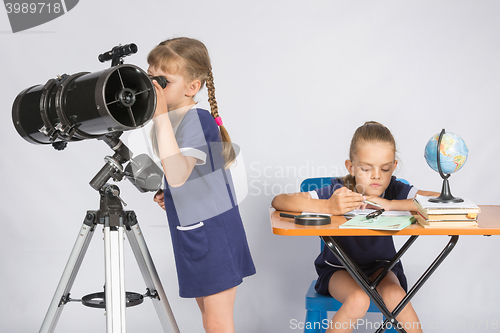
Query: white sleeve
407 186 419 199
179 147 206 165
175 110 207 165
309 190 319 200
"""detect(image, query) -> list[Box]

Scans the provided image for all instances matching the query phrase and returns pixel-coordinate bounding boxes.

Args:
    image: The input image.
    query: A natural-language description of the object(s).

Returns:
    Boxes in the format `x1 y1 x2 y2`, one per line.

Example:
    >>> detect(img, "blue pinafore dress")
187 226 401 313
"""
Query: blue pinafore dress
162 108 255 298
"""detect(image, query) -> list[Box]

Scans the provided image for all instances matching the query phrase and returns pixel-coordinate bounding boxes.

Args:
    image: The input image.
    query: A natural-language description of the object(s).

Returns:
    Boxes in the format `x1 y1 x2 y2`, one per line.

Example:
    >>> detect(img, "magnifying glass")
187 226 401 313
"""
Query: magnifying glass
279 213 331 226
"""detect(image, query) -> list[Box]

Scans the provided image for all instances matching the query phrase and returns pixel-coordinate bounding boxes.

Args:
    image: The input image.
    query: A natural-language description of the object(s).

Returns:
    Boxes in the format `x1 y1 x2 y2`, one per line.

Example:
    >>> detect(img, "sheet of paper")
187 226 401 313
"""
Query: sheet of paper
415 194 479 209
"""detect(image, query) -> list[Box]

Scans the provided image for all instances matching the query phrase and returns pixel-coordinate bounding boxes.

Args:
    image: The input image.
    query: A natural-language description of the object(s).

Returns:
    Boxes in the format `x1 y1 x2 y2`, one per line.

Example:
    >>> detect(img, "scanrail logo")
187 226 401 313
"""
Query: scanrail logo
3 0 78 32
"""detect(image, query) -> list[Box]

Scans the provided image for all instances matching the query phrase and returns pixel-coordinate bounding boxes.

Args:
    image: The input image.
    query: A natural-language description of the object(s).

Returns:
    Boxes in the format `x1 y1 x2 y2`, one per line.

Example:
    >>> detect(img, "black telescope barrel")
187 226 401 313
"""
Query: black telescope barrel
12 64 156 145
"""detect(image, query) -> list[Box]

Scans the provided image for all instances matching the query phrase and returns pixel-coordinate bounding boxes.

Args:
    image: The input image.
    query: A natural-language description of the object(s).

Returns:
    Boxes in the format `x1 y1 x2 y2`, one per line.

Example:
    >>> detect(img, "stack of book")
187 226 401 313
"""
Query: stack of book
413 195 480 228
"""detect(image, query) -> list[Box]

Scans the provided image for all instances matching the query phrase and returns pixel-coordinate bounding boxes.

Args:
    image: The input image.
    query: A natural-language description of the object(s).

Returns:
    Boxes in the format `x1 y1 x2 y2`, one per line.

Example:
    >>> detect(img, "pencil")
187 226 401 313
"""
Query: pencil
363 200 383 208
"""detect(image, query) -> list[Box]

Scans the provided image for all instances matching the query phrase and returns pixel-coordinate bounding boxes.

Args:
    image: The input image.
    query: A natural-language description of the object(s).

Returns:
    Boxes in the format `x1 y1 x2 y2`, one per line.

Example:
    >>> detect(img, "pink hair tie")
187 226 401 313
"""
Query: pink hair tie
214 116 223 126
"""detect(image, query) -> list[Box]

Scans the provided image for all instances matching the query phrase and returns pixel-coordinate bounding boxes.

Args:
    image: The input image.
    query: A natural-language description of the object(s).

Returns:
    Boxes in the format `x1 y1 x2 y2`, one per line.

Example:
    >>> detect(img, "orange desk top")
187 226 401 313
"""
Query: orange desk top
270 206 500 236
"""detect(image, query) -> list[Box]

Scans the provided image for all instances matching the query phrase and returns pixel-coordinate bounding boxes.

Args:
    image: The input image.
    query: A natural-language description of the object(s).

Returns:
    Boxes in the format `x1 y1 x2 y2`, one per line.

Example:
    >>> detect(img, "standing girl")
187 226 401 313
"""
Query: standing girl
149 37 255 333
272 121 438 333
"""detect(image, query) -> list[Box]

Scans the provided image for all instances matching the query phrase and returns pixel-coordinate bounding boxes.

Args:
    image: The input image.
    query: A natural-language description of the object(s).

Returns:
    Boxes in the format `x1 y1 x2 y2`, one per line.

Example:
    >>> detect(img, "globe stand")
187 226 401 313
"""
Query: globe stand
429 128 464 203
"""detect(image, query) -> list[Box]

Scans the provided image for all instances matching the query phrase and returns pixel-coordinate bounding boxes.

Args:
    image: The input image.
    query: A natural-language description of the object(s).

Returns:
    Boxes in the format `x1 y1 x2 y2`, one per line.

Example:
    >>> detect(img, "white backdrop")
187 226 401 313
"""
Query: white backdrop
1 1 500 332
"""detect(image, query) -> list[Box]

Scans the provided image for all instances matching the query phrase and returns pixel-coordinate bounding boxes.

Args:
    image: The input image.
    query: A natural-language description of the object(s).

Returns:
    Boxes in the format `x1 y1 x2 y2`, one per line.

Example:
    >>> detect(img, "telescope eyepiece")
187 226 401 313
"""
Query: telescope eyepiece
151 76 167 89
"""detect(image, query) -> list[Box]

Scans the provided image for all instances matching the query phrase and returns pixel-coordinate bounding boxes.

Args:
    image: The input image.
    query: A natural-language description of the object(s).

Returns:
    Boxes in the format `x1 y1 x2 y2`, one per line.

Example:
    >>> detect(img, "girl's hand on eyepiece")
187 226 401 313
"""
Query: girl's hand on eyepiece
152 80 168 118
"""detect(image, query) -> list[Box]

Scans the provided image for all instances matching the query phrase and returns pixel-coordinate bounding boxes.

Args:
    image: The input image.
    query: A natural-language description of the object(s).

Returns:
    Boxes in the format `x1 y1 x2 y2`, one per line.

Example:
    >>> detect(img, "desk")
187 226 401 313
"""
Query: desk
270 206 500 333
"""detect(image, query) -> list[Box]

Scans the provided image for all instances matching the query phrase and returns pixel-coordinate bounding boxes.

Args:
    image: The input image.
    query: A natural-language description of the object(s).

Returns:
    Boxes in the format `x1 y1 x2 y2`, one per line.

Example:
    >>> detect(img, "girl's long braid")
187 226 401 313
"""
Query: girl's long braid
206 70 218 117
206 70 236 168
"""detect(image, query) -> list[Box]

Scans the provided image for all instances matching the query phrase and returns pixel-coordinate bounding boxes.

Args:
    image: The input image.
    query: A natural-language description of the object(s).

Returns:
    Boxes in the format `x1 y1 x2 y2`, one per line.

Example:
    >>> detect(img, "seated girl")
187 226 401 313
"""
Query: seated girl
272 121 438 333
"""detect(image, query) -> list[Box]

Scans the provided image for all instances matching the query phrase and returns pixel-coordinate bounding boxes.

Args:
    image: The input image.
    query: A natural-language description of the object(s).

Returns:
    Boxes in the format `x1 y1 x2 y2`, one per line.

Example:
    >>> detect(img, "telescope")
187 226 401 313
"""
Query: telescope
12 44 180 333
11 43 166 193
12 43 162 148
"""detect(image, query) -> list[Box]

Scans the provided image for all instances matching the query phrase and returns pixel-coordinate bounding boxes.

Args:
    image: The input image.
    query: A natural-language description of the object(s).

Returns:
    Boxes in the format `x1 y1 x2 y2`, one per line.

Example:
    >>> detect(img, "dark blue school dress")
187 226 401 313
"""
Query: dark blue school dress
162 108 255 298
314 177 415 296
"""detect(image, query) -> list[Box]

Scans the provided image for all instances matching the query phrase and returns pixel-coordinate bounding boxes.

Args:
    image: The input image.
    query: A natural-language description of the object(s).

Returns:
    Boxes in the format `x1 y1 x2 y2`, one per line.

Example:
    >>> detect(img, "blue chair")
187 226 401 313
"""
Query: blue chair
301 177 399 333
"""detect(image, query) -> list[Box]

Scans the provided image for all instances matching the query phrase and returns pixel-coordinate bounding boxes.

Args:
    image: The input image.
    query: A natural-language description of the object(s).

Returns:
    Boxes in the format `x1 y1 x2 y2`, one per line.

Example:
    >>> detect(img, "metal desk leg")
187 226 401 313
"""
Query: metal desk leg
321 236 395 329
384 235 459 331
371 236 419 289
321 235 459 333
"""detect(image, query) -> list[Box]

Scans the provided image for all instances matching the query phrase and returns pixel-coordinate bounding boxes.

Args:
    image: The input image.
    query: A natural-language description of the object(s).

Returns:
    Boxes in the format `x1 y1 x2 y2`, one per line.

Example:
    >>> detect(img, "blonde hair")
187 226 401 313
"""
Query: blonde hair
148 37 235 168
342 121 397 191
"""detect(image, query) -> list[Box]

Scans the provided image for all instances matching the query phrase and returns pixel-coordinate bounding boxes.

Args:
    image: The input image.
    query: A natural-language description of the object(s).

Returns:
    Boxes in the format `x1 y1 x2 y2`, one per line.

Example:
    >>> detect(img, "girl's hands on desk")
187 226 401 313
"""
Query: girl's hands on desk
327 187 366 215
271 186 365 215
365 196 422 212
364 196 393 210
365 190 441 212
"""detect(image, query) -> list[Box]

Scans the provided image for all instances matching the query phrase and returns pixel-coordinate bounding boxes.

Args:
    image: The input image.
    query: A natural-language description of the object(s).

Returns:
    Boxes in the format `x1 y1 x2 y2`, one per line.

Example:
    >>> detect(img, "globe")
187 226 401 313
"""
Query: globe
424 130 469 203
424 132 469 175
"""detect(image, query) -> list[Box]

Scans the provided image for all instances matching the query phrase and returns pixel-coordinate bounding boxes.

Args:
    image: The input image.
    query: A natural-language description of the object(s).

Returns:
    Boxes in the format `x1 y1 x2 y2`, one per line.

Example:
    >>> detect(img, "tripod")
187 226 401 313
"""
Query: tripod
39 184 180 333
39 133 180 333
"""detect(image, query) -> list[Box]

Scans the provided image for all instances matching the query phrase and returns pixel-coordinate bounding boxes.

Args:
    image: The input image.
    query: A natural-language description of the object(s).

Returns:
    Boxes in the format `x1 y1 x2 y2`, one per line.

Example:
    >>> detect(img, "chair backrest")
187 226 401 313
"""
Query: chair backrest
300 177 410 193
299 177 334 193
300 178 334 252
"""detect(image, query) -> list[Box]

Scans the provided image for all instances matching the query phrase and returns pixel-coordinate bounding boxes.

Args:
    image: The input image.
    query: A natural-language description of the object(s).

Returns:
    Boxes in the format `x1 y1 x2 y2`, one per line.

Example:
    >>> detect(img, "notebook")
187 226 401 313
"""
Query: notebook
339 215 415 231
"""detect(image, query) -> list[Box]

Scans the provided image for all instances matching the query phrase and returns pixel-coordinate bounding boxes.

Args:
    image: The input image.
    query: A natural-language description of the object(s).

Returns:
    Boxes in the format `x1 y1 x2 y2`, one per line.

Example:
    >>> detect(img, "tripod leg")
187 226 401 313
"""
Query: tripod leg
104 217 127 333
125 212 180 333
40 213 97 333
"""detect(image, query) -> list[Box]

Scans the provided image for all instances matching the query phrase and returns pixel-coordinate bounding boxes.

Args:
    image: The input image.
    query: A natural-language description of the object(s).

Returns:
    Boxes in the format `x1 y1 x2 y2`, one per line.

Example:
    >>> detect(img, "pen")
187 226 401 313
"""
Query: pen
363 200 383 208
